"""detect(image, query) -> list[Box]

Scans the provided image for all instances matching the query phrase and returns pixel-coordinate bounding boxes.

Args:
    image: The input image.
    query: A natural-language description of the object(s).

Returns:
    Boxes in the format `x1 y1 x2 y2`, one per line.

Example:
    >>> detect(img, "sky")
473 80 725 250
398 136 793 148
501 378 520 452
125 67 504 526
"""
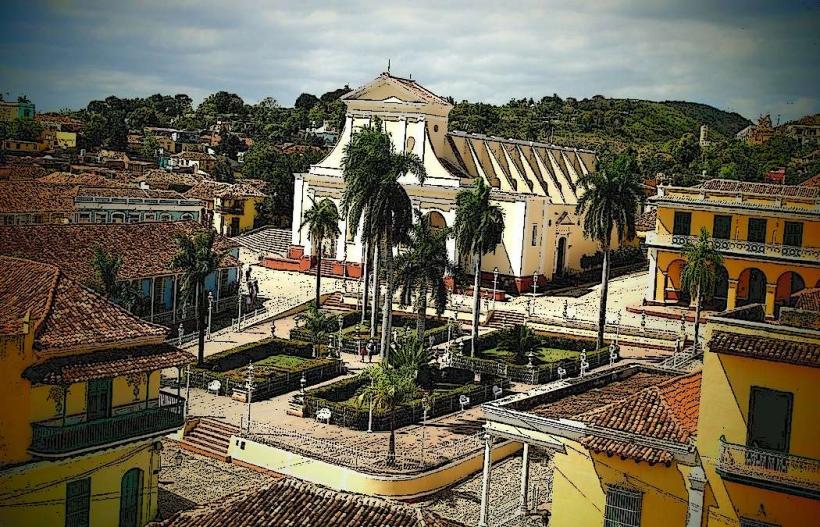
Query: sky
1 0 818 122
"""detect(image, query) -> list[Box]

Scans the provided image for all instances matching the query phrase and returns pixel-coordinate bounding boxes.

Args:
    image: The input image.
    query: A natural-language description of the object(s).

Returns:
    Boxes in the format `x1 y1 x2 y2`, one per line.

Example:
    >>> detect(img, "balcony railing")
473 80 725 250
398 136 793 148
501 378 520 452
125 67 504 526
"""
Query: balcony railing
29 393 185 457
718 436 820 496
649 233 820 262
216 205 244 215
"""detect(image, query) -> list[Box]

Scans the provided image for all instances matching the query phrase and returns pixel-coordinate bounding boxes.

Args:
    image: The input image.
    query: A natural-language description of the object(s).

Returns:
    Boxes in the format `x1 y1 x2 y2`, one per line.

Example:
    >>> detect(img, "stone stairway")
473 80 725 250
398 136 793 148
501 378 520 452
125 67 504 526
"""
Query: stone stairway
235 227 291 256
322 292 353 311
487 310 526 329
179 417 240 462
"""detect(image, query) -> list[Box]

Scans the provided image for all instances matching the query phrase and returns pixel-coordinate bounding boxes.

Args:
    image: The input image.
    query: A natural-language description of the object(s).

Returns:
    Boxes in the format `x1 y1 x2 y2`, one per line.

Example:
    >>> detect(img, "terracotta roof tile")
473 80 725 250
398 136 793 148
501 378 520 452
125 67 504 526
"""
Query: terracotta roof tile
791 288 820 312
576 372 701 464
184 180 231 201
24 343 192 384
214 182 266 199
635 208 656 232
159 478 464 527
38 171 129 187
0 256 168 352
76 186 189 199
709 330 820 368
0 182 77 213
528 372 674 419
0 163 49 180
0 222 239 285
700 178 818 199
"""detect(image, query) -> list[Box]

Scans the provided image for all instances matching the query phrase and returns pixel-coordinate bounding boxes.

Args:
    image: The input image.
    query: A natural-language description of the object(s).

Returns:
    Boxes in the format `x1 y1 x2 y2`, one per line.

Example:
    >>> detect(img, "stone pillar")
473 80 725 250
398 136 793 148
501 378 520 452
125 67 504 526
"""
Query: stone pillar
478 433 494 527
519 442 531 514
645 249 658 302
685 466 707 527
765 283 777 317
726 279 738 310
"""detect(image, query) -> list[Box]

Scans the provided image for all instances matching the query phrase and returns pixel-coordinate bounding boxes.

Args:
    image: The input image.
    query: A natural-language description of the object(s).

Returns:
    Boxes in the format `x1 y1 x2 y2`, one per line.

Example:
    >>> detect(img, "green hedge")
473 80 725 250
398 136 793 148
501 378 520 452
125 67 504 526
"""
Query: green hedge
199 337 313 373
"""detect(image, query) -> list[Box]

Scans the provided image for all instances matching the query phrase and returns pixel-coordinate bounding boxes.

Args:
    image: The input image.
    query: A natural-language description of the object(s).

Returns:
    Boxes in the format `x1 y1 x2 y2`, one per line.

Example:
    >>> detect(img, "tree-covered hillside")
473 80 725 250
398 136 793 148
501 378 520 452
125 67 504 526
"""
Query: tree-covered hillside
447 95 751 154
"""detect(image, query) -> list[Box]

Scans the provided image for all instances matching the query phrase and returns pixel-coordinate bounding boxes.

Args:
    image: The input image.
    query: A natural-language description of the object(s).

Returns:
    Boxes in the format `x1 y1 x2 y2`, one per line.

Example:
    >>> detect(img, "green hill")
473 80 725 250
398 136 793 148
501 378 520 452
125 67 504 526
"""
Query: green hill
447 95 751 155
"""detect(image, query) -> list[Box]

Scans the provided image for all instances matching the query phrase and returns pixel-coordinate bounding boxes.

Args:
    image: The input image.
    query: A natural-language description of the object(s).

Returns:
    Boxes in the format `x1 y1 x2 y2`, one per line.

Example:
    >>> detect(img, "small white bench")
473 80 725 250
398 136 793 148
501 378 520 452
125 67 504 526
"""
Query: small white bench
316 407 332 424
459 395 470 412
207 380 221 395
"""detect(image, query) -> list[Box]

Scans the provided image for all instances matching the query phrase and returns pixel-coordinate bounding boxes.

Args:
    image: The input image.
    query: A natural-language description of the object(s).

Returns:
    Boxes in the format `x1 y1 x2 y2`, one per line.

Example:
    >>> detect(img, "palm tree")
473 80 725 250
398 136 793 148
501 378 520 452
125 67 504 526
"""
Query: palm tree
496 324 539 365
357 364 419 465
388 331 435 386
90 246 148 314
395 211 455 341
575 153 645 349
681 227 724 350
296 302 337 357
301 197 341 306
172 231 220 366
453 179 505 357
341 124 426 359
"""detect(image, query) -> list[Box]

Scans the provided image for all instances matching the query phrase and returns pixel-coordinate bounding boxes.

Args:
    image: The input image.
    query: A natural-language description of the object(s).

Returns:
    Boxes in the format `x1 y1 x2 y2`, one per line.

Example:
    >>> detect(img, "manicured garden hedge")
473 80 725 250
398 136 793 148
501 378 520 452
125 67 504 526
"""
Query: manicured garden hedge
303 370 506 431
199 337 313 373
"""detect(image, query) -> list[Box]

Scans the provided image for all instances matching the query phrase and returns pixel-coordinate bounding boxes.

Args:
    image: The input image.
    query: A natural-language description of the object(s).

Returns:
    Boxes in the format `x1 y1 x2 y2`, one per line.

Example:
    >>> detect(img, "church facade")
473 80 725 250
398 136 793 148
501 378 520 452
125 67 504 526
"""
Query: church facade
287 73 609 293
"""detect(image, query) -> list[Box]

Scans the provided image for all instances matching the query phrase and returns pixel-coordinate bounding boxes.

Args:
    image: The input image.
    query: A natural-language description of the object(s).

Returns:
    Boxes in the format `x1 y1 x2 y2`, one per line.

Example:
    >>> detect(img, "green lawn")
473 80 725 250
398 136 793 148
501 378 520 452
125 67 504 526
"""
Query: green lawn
336 381 478 410
480 347 579 366
223 354 333 381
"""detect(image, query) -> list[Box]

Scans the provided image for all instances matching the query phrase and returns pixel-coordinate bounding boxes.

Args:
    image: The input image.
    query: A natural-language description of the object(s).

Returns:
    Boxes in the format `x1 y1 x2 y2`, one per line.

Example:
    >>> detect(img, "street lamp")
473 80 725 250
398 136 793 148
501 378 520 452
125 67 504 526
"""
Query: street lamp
492 267 499 311
337 314 344 358
421 395 431 464
206 291 214 341
532 273 539 296
245 362 254 433
367 376 374 433
300 372 307 395
177 323 184 346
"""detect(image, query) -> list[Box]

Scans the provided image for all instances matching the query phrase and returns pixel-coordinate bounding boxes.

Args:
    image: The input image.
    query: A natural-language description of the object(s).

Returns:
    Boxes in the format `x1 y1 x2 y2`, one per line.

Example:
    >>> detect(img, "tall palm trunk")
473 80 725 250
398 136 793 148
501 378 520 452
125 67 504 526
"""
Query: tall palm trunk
416 281 428 342
471 251 481 357
196 282 205 367
387 411 396 465
381 231 395 361
361 240 370 326
314 238 322 306
370 243 380 339
693 282 701 351
596 244 610 349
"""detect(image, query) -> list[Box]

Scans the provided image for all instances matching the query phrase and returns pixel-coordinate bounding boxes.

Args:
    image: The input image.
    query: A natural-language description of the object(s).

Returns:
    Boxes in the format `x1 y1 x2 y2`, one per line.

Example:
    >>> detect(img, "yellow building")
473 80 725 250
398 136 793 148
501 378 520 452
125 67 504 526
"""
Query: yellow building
3 139 47 153
645 179 820 317
480 365 703 527
185 180 265 237
698 303 820 526
480 301 820 527
0 256 192 527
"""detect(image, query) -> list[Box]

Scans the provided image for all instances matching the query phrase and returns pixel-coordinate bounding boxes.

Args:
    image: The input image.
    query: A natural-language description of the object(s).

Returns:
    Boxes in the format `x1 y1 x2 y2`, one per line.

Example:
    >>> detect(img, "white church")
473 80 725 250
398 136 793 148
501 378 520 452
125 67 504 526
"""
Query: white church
283 72 609 293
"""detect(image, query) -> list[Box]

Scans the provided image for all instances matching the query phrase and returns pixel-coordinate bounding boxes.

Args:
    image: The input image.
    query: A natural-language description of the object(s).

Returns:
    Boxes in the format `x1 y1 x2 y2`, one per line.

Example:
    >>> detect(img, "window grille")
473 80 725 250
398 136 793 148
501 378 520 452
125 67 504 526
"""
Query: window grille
65 477 91 527
603 486 642 527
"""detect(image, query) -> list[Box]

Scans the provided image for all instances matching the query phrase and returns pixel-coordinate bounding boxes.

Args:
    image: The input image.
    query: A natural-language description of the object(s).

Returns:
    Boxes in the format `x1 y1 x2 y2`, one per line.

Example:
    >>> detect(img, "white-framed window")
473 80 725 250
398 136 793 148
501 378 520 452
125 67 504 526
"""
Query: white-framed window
94 212 107 223
160 213 172 222
604 486 642 527
181 213 194 221
78 212 92 224
111 212 125 224
531 224 538 246
144 213 156 222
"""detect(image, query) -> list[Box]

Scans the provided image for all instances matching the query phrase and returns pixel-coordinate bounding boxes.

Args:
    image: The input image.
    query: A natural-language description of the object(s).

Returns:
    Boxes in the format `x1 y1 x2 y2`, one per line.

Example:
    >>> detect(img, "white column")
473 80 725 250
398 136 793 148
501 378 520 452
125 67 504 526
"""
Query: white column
519 442 531 514
478 432 494 527
172 275 178 323
686 466 706 527
645 247 658 301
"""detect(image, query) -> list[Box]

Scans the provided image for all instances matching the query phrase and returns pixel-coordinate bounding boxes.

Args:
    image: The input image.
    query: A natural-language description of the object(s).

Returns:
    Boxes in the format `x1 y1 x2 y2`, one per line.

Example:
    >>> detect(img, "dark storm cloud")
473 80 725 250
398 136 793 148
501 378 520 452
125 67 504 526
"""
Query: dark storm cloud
1 0 817 121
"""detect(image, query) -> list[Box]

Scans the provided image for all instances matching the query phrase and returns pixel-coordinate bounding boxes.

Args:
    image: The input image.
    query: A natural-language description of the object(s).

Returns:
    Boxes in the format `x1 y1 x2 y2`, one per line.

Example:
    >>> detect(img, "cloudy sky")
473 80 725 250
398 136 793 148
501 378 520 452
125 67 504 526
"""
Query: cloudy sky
2 1 818 121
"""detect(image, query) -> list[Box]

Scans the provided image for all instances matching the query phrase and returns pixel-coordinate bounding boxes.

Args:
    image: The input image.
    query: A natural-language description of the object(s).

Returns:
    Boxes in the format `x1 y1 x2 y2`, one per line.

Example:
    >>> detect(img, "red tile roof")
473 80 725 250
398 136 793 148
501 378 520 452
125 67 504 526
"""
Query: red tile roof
635 208 656 232
700 178 818 199
214 182 266 199
76 186 189 200
38 171 130 187
0 181 77 213
0 163 49 181
800 174 820 187
159 478 464 527
24 343 192 384
528 372 675 419
578 372 701 464
791 288 820 312
0 221 239 285
0 256 168 352
184 180 231 201
709 330 820 368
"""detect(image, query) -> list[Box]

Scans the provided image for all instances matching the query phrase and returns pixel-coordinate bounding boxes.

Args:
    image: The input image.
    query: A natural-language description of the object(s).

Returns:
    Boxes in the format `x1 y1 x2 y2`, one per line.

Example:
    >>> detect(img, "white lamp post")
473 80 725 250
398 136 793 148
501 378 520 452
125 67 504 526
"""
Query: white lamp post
492 267 499 311
337 314 344 358
245 362 254 433
206 291 214 341
300 372 307 395
177 323 184 346
367 376 374 433
421 396 431 464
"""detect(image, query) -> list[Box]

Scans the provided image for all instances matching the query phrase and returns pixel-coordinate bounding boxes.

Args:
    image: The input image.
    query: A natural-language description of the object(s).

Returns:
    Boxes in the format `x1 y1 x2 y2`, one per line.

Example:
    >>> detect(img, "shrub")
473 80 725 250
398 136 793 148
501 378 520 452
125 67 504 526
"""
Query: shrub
199 337 313 373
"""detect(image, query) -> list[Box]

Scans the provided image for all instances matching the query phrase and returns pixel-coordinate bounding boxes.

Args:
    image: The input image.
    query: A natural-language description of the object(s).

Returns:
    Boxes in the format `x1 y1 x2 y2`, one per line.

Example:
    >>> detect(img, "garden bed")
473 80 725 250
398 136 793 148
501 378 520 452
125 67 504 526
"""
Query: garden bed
451 332 614 384
189 337 343 400
303 369 505 431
